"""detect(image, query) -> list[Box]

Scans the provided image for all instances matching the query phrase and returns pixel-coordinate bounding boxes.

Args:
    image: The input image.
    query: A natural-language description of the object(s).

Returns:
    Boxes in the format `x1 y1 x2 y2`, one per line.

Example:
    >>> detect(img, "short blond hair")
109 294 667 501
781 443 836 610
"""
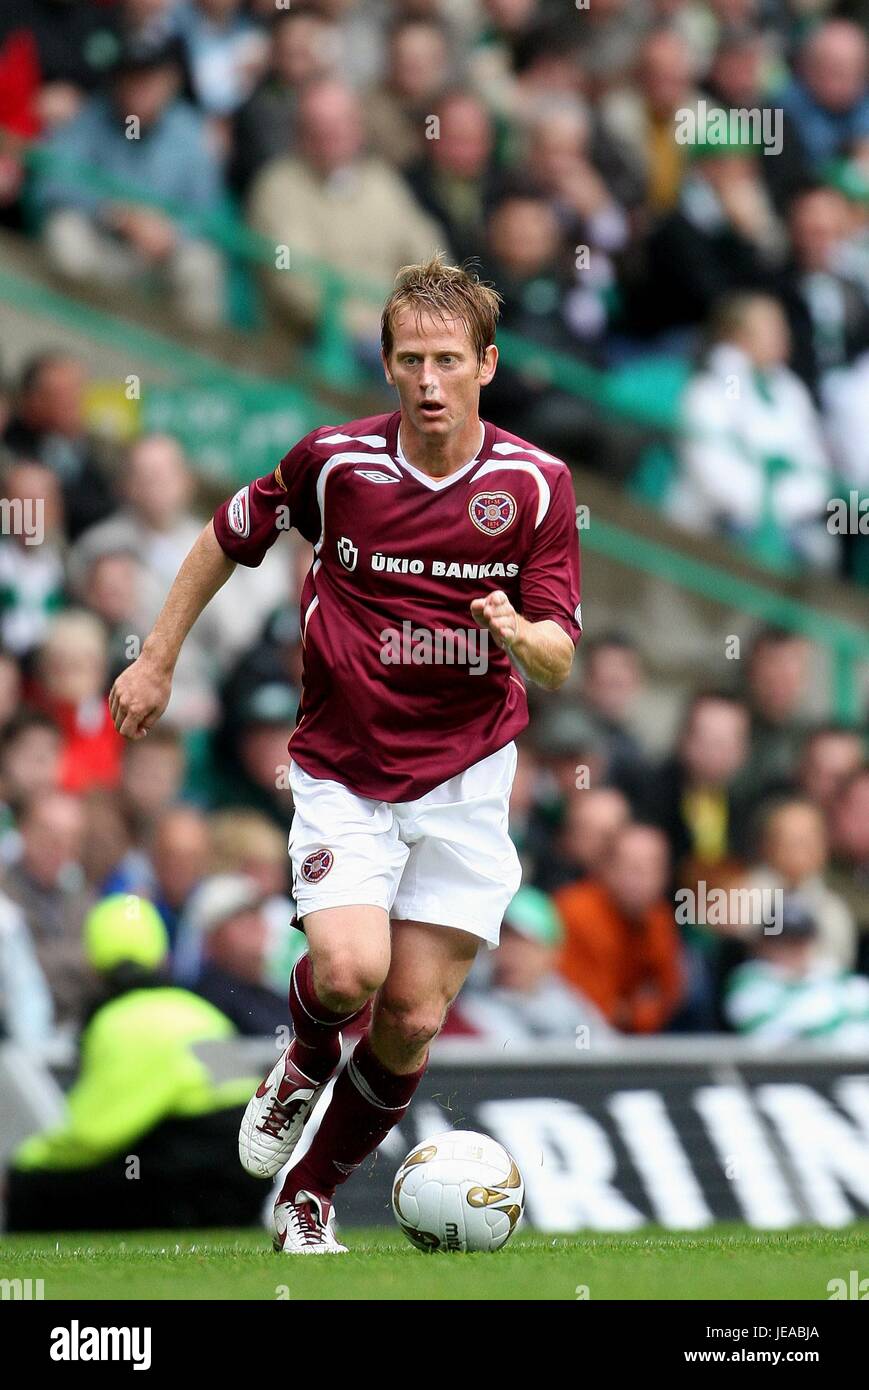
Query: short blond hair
381 252 501 366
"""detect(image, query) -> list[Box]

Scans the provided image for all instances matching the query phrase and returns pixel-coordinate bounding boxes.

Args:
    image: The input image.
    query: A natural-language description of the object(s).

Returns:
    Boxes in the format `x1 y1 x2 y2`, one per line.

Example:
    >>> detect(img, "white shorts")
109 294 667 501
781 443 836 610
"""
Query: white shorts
288 743 522 947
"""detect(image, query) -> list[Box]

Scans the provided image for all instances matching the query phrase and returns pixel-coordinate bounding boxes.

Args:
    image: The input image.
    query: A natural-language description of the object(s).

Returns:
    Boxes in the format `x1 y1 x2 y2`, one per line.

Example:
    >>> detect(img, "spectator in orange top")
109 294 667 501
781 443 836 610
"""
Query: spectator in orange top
554 823 684 1033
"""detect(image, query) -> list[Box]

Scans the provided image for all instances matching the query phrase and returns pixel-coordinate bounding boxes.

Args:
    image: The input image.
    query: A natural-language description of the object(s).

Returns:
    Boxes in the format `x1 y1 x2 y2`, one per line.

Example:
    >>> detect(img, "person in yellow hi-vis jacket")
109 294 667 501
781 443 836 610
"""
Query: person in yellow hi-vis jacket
5 895 265 1231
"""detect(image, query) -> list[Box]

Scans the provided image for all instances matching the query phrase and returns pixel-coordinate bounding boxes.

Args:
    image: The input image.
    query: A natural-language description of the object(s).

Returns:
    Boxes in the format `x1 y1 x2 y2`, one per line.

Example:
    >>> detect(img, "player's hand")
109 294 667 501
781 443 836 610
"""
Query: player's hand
109 653 172 740
470 590 520 652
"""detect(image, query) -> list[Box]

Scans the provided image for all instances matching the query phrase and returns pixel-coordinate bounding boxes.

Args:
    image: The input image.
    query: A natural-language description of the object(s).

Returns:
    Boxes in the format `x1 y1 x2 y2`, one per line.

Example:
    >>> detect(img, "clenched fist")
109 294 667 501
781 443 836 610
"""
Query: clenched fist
109 652 173 740
470 589 520 652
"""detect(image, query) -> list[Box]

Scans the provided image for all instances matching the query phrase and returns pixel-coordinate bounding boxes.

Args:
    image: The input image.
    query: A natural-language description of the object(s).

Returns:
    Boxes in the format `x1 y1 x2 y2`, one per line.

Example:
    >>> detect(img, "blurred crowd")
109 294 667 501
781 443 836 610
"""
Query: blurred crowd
0 351 867 1053
0 0 867 574
0 0 867 1060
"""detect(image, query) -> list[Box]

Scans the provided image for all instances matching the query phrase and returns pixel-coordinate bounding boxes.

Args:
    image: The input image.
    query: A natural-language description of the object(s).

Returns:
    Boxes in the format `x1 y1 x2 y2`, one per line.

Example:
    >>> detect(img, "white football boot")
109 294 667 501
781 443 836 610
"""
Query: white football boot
239 1043 338 1179
273 1190 348 1254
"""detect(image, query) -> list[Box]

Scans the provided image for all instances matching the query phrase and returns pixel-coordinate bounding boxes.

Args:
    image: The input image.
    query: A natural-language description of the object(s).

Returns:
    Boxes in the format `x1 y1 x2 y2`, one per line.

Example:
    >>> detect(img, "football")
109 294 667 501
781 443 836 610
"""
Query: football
391 1130 525 1253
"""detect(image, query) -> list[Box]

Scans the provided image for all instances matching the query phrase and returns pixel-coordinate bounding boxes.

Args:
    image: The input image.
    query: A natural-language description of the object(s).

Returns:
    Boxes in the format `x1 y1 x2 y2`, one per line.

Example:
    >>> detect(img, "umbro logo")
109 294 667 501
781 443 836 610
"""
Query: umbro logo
354 469 400 484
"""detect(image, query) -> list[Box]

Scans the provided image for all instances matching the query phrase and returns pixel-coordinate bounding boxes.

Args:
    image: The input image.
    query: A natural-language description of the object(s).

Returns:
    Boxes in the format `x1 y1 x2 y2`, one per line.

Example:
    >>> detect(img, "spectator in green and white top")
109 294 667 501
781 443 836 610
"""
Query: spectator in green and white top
724 900 869 1049
0 461 65 658
670 294 837 572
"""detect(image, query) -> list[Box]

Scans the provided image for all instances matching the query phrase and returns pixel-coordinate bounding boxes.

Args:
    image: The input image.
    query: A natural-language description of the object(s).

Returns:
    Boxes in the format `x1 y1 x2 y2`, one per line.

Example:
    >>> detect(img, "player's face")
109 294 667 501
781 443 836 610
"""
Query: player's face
382 310 497 440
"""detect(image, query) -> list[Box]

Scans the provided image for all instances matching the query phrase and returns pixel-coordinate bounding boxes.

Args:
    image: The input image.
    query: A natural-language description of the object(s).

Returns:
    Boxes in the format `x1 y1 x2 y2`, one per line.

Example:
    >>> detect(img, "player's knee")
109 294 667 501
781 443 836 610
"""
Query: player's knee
314 952 386 1013
376 996 446 1050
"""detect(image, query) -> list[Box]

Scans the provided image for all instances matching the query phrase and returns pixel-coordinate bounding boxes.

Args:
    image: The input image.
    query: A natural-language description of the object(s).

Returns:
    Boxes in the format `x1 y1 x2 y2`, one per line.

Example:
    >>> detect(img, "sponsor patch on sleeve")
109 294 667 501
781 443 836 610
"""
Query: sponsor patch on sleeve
228 486 250 538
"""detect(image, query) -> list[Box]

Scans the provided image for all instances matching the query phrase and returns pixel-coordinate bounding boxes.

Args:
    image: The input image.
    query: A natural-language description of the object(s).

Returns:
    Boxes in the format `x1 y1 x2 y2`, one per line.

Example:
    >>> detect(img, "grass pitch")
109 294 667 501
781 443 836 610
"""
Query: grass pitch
2 1224 867 1300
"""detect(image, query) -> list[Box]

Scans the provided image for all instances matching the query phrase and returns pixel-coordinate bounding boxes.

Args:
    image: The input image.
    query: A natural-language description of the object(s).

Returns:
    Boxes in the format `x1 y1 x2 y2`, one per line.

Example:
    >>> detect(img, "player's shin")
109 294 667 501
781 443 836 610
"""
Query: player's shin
279 1032 427 1202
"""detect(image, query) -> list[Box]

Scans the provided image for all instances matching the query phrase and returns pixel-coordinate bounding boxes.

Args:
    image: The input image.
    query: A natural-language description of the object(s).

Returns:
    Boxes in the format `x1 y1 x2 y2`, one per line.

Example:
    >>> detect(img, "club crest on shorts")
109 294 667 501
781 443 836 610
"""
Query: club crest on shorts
300 848 334 882
469 491 516 535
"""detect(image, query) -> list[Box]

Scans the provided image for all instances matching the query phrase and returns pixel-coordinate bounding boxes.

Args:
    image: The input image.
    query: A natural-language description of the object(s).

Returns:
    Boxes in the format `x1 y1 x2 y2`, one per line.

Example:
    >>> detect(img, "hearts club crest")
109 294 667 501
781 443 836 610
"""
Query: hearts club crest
469 491 516 535
300 848 334 883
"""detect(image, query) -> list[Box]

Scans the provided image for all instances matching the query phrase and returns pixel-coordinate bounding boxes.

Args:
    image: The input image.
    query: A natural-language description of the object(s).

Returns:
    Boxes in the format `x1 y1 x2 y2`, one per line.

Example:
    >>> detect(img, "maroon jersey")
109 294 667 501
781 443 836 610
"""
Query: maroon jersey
213 411 581 801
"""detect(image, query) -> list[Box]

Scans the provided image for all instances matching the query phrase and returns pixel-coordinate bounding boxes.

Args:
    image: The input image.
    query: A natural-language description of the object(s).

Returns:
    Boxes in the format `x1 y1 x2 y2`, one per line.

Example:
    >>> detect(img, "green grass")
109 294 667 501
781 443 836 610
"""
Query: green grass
2 1225 868 1300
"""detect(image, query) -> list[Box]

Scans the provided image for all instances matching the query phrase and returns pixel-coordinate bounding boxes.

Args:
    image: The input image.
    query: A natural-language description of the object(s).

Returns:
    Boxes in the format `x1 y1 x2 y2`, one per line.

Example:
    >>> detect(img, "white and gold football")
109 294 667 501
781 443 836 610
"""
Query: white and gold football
392 1130 525 1253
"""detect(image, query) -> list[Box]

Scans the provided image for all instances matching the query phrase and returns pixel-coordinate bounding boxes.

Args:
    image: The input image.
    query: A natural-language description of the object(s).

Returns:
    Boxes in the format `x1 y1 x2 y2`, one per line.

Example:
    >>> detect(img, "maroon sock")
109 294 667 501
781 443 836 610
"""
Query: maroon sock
288 953 365 1083
280 1032 428 1203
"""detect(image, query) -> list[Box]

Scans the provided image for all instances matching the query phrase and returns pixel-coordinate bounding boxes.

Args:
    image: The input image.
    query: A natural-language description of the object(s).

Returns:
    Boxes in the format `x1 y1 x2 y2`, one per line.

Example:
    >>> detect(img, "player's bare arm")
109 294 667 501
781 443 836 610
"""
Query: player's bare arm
109 520 235 739
470 589 575 690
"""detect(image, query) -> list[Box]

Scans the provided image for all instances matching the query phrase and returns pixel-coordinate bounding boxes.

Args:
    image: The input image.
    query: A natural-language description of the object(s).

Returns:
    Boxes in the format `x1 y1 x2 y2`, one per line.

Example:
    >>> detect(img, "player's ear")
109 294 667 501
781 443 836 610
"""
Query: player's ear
381 350 395 387
478 344 498 387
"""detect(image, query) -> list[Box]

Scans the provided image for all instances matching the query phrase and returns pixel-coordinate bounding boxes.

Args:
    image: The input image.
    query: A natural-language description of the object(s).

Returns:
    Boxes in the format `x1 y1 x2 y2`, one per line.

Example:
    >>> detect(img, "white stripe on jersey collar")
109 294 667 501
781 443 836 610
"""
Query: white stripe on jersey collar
395 422 486 490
